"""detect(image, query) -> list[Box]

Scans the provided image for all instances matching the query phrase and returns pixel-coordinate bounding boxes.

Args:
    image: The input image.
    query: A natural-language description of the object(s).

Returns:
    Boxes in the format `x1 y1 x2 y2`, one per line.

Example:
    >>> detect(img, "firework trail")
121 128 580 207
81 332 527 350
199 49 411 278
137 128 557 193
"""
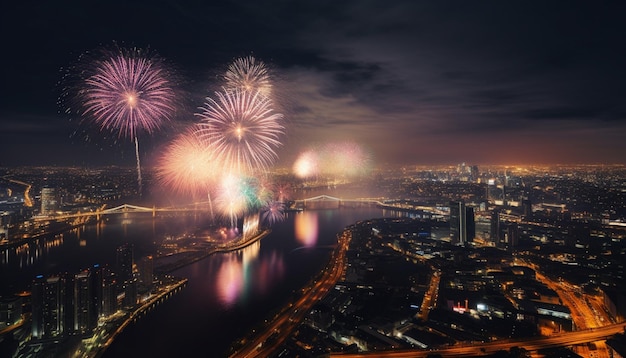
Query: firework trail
196 88 284 175
224 55 272 95
78 47 176 194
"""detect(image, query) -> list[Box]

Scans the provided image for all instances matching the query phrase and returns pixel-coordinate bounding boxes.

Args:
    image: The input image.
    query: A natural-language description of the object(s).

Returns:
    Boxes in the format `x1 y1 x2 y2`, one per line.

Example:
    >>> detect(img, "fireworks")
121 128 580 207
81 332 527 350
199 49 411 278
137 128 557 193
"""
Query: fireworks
196 88 284 174
293 142 372 179
261 201 285 226
155 127 218 197
293 150 320 179
75 46 176 194
224 56 272 95
215 174 259 227
80 49 175 138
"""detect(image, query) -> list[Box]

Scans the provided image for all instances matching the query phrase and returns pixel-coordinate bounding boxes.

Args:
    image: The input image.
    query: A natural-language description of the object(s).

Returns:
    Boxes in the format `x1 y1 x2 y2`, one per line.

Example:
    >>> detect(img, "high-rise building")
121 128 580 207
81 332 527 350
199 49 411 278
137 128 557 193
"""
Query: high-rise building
115 243 134 283
102 272 118 317
449 201 475 245
73 269 96 336
504 223 519 250
31 275 65 340
137 255 154 290
122 277 138 308
40 187 58 215
490 209 501 245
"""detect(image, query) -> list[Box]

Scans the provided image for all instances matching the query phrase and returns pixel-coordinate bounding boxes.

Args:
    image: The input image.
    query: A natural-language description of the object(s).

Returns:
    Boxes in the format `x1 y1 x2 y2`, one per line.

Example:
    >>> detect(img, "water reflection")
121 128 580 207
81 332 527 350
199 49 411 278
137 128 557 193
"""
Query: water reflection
215 239 285 307
295 211 318 247
1 234 65 268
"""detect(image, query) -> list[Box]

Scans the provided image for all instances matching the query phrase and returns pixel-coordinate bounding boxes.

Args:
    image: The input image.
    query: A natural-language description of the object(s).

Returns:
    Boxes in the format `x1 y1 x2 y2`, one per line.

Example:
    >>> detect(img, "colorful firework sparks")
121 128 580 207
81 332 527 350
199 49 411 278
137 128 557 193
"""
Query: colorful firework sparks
155 127 219 197
70 46 176 194
293 142 372 178
274 182 292 202
196 88 284 174
323 141 372 177
293 150 320 178
79 47 176 139
261 200 285 226
215 174 261 227
224 55 272 95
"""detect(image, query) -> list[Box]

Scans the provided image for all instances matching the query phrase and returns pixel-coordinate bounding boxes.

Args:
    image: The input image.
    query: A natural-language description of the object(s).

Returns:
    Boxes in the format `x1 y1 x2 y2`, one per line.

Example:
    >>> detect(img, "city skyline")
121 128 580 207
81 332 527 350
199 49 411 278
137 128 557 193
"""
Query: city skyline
3 1 626 168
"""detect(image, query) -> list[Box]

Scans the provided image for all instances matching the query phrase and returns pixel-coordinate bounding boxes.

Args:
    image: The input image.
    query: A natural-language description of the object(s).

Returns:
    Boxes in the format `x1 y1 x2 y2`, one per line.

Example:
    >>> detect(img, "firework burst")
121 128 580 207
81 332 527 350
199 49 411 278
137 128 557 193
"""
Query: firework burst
196 88 284 174
261 200 285 226
224 55 272 95
293 142 372 179
215 174 258 228
75 46 176 194
155 127 219 197
293 150 320 179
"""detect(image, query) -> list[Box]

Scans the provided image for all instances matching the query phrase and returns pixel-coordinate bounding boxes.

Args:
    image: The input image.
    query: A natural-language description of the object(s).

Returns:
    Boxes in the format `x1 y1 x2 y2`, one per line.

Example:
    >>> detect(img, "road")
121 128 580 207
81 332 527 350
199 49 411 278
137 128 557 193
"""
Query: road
331 321 626 357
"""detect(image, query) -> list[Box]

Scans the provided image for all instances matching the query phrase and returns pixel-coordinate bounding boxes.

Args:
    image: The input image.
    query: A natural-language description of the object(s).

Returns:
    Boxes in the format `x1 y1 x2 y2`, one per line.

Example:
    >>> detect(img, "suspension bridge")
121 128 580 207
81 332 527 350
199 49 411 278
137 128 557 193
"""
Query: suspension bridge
32 195 447 222
293 195 448 215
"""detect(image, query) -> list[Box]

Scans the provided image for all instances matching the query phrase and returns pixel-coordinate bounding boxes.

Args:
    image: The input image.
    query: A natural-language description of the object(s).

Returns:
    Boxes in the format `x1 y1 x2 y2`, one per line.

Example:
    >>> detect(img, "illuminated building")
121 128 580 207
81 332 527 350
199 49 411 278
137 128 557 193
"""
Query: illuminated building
102 273 118 316
73 269 96 335
449 201 475 245
31 275 66 340
115 243 134 283
40 187 58 215
137 255 154 289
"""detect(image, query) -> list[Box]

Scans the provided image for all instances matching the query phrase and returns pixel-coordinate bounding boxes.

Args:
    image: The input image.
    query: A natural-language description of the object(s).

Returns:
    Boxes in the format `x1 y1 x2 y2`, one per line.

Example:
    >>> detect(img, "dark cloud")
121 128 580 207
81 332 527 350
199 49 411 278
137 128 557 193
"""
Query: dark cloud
2 0 626 167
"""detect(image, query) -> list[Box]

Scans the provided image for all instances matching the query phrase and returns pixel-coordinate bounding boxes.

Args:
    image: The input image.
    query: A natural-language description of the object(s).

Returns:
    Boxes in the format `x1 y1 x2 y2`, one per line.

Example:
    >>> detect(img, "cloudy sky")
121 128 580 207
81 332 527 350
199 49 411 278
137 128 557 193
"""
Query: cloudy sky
2 1 626 168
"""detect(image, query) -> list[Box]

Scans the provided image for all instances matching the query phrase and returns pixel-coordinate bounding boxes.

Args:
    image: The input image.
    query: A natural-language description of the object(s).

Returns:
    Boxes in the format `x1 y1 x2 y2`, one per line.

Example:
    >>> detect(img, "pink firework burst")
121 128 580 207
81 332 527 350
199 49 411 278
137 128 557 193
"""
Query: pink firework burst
156 127 219 197
196 88 284 174
224 55 272 95
80 47 176 138
261 201 285 226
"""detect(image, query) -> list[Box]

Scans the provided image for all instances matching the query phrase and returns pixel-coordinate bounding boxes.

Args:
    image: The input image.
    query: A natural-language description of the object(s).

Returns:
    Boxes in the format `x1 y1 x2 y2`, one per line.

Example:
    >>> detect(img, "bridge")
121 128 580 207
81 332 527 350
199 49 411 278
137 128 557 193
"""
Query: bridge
293 195 448 216
32 195 448 222
32 202 213 222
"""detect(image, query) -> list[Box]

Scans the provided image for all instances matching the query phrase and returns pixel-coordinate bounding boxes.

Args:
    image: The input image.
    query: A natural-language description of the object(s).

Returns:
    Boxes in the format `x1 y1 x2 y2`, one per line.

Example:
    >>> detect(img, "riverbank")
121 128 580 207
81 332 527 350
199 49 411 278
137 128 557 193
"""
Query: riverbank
154 229 271 273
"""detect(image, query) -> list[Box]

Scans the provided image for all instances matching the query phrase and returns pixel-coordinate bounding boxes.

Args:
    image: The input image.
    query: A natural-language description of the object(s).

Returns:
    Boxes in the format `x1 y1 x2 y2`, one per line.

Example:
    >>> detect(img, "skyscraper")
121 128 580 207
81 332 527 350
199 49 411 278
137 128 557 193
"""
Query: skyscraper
31 275 65 340
73 269 96 336
115 243 134 283
40 187 58 215
137 255 154 290
449 200 475 245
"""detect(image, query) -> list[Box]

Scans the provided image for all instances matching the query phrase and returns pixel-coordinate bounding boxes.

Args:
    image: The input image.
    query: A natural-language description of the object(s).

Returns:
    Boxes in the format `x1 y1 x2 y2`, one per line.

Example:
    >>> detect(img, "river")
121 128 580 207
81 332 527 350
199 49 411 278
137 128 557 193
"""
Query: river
1 206 413 357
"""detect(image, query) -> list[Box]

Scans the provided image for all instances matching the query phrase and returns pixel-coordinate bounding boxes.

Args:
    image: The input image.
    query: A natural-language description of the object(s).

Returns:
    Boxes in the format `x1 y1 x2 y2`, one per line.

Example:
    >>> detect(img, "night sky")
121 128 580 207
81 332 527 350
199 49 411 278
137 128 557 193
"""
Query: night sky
2 1 626 168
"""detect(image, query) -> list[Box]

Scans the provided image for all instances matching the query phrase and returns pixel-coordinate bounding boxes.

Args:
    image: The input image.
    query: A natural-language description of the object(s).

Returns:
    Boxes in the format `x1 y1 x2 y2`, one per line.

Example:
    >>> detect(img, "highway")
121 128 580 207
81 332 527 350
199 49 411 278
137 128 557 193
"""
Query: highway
331 322 626 357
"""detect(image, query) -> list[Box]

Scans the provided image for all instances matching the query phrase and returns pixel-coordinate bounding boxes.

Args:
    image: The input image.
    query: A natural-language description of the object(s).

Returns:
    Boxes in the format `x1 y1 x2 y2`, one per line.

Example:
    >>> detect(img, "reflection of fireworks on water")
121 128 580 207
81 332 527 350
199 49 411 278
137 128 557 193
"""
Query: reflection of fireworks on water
293 141 371 178
196 88 284 174
261 201 285 226
224 55 272 95
75 46 176 194
155 127 218 197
